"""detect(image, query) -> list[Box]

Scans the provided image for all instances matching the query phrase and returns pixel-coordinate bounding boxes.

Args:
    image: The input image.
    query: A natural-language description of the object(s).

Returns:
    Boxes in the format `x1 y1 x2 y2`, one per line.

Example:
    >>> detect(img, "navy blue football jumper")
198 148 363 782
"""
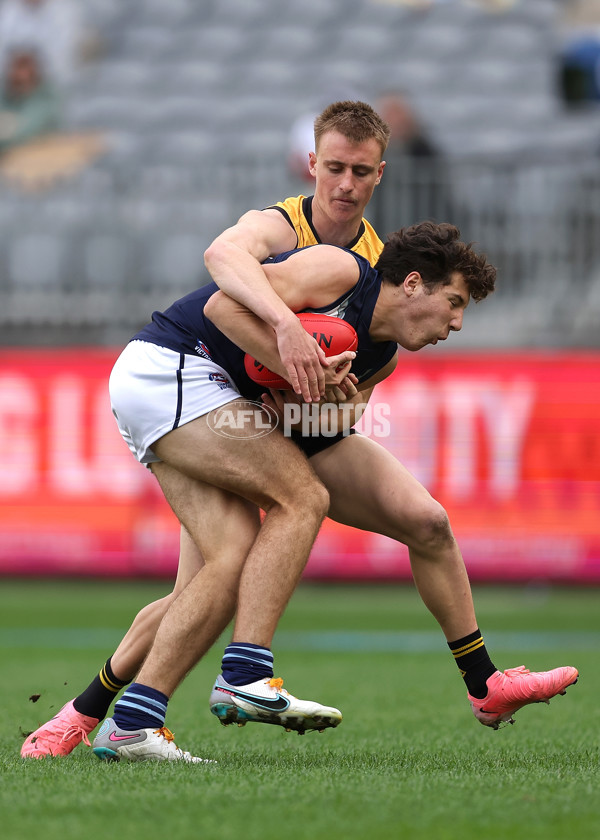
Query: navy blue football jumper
133 247 397 453
134 246 396 398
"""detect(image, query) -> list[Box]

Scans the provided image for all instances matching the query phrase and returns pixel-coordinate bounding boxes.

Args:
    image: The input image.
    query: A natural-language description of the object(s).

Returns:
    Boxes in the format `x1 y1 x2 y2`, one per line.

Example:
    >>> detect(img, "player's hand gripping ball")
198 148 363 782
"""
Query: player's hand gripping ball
244 313 358 389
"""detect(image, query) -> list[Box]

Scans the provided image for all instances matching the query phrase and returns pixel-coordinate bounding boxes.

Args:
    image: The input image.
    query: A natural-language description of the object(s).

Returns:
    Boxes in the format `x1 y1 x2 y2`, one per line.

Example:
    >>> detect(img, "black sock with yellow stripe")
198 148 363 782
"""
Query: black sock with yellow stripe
72 658 131 719
448 629 497 699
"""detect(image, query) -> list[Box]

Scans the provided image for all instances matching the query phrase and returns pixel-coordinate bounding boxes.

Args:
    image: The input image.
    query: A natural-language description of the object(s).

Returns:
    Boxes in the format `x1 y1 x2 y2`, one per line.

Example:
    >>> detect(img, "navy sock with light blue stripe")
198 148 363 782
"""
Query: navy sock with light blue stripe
221 643 274 686
112 682 168 731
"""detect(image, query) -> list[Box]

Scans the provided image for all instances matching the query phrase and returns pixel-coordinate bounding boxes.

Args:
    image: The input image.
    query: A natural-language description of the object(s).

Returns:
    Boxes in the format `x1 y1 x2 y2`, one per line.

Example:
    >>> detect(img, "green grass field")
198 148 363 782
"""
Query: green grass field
1 580 598 840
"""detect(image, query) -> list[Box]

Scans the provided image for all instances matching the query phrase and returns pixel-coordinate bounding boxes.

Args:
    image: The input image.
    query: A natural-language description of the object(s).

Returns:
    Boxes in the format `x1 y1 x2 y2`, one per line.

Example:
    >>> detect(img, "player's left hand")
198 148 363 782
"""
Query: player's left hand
322 351 356 388
324 373 359 404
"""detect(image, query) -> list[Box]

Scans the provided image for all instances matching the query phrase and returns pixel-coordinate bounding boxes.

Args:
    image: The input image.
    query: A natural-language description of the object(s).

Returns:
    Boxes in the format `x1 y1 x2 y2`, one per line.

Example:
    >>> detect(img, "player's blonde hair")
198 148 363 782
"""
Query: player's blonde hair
314 101 391 157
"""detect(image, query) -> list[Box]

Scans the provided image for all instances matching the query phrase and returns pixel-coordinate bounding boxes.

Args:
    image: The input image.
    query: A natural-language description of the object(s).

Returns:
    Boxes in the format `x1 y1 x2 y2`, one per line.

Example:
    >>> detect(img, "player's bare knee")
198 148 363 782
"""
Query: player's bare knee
303 476 330 522
276 472 329 524
409 501 455 554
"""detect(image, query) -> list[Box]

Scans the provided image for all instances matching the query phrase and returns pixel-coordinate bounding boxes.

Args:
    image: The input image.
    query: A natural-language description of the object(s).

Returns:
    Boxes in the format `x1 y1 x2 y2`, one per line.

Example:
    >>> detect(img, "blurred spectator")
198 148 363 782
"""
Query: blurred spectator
376 89 439 160
0 0 84 87
0 46 61 153
558 1 600 106
559 35 600 105
370 90 450 233
560 0 600 28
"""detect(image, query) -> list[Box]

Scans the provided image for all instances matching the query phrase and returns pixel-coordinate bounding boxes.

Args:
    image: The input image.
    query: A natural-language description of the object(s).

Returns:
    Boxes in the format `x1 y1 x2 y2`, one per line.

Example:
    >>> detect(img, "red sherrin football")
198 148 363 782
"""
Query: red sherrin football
244 312 358 389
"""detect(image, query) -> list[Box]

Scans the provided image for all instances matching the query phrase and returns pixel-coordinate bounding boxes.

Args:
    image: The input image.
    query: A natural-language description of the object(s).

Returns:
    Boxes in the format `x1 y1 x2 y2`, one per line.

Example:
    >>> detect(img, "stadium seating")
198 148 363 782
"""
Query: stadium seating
2 0 600 347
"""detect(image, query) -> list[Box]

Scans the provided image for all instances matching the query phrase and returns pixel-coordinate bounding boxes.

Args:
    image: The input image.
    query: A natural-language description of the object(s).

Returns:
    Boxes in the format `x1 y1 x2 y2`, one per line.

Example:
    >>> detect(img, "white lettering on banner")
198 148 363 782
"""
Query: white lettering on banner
48 375 145 498
441 382 480 499
0 375 38 494
363 377 536 501
441 379 535 499
479 380 536 499
49 375 105 494
0 367 538 503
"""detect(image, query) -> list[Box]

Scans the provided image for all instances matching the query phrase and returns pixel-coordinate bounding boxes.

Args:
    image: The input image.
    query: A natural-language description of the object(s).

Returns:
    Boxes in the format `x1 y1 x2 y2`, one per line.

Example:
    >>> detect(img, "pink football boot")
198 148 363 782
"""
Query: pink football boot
469 665 579 729
21 700 100 758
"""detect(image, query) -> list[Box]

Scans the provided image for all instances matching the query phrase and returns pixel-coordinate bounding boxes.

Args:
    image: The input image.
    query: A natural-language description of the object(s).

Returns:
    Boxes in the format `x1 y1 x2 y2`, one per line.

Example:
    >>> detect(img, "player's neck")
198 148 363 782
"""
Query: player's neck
369 283 404 342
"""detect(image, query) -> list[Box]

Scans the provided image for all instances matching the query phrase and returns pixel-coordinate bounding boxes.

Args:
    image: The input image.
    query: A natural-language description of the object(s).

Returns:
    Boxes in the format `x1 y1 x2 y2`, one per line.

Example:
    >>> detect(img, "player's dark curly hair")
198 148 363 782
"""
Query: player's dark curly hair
375 221 496 302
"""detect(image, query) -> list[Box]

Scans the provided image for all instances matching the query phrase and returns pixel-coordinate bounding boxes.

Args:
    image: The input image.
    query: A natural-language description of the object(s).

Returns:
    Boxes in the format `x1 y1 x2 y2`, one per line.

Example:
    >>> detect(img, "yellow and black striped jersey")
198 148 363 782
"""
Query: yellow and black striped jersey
268 195 383 267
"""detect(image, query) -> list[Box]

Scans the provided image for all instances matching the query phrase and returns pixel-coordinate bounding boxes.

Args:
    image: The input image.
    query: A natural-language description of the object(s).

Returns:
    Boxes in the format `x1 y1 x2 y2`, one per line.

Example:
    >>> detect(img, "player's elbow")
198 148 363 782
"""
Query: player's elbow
203 290 226 324
204 238 224 274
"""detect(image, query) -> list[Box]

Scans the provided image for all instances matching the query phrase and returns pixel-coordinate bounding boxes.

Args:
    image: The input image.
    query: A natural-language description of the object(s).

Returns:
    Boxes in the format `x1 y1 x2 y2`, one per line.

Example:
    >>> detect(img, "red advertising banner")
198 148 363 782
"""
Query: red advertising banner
1 348 599 582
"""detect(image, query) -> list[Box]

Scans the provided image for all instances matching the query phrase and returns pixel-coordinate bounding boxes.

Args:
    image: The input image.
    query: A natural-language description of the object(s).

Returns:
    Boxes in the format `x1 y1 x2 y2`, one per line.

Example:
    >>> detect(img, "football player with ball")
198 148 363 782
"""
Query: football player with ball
23 102 577 763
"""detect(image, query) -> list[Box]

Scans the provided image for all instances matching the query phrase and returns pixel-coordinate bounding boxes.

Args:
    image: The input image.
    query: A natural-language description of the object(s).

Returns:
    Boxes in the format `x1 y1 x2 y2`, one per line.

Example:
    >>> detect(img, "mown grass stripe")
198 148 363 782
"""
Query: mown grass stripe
1 628 598 651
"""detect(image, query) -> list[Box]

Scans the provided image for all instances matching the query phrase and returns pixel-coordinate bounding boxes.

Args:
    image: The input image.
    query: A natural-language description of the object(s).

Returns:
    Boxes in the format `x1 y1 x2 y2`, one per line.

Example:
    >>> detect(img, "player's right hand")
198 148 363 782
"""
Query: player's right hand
275 316 328 403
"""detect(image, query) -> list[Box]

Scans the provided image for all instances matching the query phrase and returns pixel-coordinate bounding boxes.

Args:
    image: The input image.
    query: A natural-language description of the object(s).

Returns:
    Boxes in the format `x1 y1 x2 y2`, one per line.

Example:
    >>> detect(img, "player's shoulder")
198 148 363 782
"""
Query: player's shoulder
354 218 384 265
300 243 363 286
236 206 290 229
224 205 298 254
261 195 303 226
269 195 304 212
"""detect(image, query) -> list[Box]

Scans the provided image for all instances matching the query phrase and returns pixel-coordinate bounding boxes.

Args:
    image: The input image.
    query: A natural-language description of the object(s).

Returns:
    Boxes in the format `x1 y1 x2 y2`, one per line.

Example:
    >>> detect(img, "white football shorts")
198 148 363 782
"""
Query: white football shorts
109 339 241 464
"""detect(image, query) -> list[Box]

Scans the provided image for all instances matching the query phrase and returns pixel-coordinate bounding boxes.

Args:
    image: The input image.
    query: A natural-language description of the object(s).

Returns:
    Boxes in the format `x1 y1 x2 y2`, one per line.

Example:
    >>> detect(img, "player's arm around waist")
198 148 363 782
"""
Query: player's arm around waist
204 290 357 387
204 209 327 399
204 291 289 380
205 230 359 401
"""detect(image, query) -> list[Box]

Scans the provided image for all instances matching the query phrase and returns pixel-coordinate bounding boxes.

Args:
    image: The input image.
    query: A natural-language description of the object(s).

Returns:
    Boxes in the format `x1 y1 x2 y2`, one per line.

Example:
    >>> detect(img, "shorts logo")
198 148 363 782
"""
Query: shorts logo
195 341 212 360
207 400 279 439
208 372 231 390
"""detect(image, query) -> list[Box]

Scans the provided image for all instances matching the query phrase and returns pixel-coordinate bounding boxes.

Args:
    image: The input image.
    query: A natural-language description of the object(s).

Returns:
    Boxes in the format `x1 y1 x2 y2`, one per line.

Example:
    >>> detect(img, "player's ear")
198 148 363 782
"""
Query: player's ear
375 160 386 184
404 271 421 295
308 151 317 175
